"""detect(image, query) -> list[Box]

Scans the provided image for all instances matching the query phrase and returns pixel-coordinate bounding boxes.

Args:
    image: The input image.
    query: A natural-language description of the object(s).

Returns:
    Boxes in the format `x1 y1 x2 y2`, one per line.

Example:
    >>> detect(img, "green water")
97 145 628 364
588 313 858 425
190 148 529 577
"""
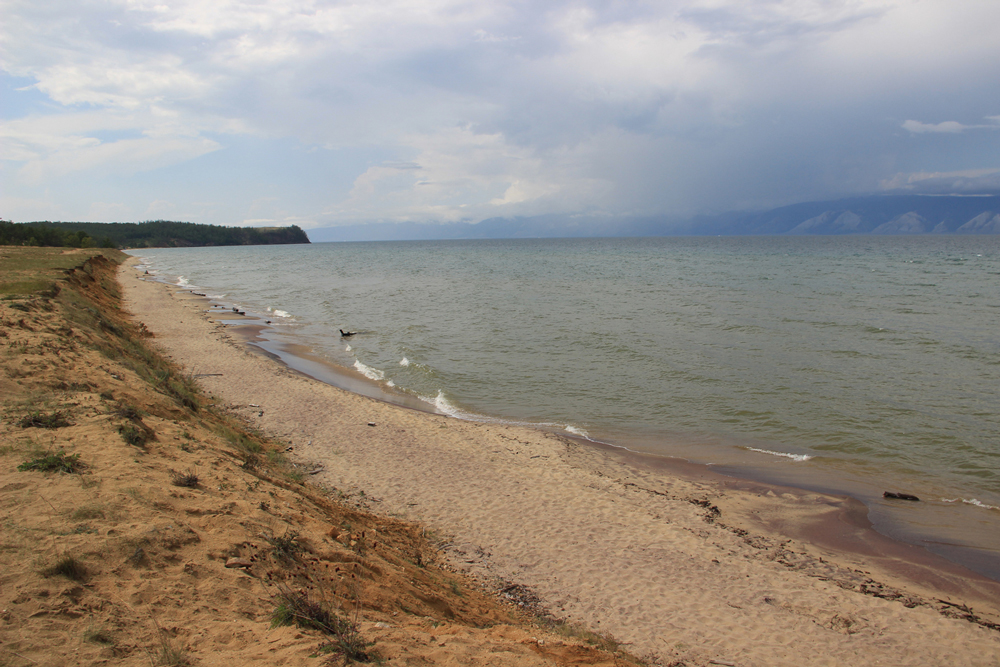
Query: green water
133 235 1000 578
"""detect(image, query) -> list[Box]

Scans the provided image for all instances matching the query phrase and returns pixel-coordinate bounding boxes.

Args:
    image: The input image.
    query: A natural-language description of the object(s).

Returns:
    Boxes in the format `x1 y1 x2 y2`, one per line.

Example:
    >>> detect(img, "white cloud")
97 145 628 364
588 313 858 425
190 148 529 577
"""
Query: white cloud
3 0 1000 223
880 168 1000 192
902 117 1000 134
16 134 220 184
902 120 969 134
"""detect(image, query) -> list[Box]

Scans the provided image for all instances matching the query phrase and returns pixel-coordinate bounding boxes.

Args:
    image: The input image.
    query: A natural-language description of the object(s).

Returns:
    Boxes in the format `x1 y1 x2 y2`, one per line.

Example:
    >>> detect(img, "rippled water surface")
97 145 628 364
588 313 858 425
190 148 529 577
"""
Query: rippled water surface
133 235 1000 578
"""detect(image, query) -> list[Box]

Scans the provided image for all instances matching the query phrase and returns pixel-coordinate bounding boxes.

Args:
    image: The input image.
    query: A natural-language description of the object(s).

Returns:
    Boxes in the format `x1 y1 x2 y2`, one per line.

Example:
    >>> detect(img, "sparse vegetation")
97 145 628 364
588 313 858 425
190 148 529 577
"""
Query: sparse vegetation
114 402 142 420
171 469 199 488
241 453 260 470
542 619 643 662
71 505 106 521
157 641 190 666
84 623 115 645
216 423 264 455
270 586 375 664
265 530 302 559
18 450 81 473
119 423 150 448
18 410 71 429
41 554 88 582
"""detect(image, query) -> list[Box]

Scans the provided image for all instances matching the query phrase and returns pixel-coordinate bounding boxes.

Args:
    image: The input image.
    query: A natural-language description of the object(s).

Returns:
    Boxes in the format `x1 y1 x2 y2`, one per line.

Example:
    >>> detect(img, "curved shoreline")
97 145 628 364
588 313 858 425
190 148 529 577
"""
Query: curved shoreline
120 257 1000 666
138 258 1000 585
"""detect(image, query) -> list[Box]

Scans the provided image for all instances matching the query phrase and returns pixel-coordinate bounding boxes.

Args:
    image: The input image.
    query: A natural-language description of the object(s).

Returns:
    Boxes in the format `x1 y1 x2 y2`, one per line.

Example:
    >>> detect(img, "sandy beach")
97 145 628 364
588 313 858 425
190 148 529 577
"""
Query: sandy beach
5 249 650 666
117 257 1000 666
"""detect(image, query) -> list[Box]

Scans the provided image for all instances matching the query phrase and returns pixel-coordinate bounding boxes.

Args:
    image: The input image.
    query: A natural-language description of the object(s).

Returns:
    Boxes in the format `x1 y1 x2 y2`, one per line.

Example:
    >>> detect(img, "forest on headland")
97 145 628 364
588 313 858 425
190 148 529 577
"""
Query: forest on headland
0 219 310 249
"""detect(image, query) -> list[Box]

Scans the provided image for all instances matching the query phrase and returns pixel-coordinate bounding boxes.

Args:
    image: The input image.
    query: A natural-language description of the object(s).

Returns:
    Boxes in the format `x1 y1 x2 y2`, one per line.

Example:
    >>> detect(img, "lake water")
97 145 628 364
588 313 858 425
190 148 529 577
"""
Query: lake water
131 235 1000 579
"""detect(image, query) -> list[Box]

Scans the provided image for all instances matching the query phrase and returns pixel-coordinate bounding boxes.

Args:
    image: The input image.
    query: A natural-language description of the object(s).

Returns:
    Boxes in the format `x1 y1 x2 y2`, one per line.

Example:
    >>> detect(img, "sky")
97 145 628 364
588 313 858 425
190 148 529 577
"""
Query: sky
2 0 999 230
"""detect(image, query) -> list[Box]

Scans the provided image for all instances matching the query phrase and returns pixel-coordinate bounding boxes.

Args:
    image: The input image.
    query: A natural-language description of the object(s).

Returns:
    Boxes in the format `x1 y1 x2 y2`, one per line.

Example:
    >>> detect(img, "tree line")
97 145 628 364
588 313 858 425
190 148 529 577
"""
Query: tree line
0 220 310 249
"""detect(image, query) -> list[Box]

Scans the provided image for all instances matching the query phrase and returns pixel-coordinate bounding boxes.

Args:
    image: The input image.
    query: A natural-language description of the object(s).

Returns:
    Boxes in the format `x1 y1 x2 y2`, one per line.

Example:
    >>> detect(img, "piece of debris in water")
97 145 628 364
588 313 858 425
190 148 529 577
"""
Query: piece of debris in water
883 491 920 501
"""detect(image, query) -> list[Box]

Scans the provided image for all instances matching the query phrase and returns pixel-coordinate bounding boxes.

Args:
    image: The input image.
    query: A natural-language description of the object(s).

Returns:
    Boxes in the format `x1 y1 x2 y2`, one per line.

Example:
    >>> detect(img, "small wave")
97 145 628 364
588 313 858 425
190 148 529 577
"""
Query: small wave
386 380 395 387
564 425 591 439
353 360 385 381
207 294 226 300
400 357 410 367
175 276 190 287
345 344 352 351
267 308 292 318
427 391 463 417
941 498 1000 511
745 446 813 462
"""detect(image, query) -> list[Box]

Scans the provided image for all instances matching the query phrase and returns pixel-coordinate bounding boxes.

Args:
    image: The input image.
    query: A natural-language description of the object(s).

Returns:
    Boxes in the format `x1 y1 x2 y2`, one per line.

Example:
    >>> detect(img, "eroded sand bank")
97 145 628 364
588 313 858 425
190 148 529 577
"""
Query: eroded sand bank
121 259 1000 667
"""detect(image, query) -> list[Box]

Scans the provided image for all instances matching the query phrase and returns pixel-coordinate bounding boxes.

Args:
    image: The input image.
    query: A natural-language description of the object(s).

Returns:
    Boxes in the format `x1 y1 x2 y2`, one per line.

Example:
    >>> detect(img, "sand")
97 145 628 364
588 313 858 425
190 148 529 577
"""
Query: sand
118 258 1000 667
1 249 636 667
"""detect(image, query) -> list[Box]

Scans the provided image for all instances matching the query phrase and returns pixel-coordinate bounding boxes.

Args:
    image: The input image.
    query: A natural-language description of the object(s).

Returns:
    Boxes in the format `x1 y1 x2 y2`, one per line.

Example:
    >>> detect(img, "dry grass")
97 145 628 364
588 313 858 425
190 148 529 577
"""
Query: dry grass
41 554 89 582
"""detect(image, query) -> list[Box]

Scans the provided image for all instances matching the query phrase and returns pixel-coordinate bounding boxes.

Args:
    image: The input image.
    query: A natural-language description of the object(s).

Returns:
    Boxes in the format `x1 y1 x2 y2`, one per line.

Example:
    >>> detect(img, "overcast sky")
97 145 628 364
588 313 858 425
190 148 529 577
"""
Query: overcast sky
2 0 999 229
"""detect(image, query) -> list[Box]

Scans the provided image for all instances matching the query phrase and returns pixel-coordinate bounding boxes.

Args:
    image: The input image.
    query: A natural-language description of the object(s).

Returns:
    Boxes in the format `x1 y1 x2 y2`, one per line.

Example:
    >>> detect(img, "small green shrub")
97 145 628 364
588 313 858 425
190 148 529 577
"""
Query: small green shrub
18 451 81 473
118 423 149 448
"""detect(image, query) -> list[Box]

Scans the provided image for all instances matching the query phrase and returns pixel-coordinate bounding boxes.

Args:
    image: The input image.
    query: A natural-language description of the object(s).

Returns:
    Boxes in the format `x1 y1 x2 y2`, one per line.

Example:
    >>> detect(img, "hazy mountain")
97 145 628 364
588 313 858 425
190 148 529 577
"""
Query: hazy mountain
686 194 1000 236
307 194 1000 242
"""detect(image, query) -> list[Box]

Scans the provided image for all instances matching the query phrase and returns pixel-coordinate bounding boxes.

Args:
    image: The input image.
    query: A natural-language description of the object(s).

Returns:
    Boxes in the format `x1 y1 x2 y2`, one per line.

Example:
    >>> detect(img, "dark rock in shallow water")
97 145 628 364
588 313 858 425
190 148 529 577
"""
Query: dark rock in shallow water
884 491 920 501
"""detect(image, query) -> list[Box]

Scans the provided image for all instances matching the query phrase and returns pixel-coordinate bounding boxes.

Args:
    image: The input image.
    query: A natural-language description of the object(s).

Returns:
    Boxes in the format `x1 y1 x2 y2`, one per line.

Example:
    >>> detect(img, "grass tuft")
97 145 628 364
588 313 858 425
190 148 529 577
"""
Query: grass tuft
18 410 71 429
118 423 150 448
41 554 89 582
271 588 375 663
265 530 302 559
114 402 143 420
216 423 264 455
171 469 199 488
18 450 81 473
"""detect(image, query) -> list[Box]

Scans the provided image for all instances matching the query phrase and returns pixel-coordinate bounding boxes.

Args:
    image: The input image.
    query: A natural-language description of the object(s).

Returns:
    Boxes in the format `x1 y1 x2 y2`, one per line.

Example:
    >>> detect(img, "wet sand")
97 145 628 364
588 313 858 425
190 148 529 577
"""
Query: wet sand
121 259 1000 667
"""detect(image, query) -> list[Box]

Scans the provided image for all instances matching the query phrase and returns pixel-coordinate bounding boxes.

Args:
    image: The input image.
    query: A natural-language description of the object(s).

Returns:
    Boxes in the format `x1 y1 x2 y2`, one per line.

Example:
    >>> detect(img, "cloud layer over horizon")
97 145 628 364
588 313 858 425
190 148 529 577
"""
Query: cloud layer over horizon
2 0 999 228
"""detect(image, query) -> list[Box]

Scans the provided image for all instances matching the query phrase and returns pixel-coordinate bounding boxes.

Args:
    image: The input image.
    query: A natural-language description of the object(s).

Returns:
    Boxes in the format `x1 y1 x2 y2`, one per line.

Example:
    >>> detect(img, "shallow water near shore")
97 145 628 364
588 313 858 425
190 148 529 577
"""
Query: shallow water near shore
130 235 1000 580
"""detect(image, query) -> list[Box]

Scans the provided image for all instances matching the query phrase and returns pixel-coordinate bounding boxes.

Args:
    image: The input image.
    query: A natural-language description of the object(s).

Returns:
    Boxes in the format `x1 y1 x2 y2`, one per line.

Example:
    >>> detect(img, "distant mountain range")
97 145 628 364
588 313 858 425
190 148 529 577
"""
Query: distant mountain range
307 194 1000 242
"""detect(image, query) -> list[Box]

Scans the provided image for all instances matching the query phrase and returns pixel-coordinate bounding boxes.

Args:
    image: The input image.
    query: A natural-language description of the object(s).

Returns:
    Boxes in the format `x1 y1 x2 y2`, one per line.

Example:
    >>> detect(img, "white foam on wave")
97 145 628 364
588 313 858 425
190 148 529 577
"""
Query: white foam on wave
353 359 385 381
400 357 410 367
175 276 190 287
266 307 292 318
746 446 813 462
345 344 352 352
431 391 461 416
942 498 1000 510
564 425 591 439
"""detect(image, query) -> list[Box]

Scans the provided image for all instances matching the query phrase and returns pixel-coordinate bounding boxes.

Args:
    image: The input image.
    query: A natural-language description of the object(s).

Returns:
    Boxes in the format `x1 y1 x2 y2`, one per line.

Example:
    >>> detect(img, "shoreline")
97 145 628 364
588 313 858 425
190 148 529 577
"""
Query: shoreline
137 261 1000 584
5 248 637 666
120 257 1000 665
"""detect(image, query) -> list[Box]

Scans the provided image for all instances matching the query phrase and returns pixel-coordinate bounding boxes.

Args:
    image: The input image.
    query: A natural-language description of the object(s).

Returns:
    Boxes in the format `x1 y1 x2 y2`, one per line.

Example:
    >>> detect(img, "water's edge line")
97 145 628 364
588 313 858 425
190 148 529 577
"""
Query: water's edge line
132 261 1000 588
